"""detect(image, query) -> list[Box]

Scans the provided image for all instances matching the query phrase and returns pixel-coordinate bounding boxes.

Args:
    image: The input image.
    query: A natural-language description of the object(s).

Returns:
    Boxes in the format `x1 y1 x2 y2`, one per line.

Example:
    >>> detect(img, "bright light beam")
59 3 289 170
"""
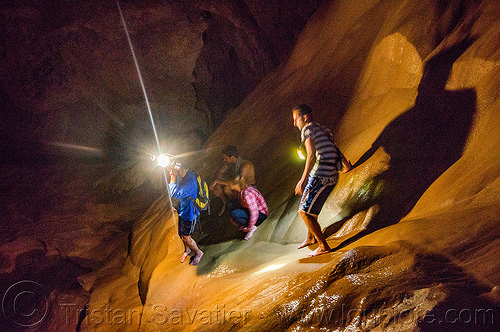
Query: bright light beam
48 142 103 155
116 0 172 209
256 263 286 274
116 0 161 154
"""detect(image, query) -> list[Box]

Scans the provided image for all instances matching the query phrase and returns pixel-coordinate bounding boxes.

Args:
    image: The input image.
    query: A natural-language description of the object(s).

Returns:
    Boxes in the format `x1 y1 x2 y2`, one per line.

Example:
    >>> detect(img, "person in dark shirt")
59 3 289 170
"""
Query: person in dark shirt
210 145 256 216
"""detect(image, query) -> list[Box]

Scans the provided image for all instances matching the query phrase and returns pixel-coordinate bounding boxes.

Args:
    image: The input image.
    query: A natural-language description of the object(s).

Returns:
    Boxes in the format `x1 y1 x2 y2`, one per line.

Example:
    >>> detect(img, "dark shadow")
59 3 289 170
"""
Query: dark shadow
330 38 477 250
196 185 253 246
195 209 249 246
418 290 500 331
76 303 89 332
323 215 352 239
405 246 499 331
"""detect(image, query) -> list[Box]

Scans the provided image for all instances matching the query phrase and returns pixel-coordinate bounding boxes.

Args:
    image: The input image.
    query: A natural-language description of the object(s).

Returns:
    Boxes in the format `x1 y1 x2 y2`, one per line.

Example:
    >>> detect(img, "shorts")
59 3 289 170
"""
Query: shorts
299 176 337 216
178 216 197 236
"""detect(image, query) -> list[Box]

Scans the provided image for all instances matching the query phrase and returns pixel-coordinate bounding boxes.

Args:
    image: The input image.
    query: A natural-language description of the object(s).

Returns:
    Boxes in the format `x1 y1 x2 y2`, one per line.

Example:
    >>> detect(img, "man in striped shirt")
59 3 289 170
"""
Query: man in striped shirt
292 104 352 256
228 181 268 240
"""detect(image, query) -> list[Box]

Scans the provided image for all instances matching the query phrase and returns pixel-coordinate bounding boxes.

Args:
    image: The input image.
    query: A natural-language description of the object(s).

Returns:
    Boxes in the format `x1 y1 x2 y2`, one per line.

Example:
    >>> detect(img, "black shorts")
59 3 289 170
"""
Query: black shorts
178 216 197 236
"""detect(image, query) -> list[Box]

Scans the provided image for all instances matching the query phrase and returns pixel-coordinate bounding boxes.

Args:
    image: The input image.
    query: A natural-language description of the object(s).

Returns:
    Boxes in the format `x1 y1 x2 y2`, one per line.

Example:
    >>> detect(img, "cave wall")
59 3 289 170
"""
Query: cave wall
1 0 500 330
83 0 500 330
0 1 323 331
0 0 322 160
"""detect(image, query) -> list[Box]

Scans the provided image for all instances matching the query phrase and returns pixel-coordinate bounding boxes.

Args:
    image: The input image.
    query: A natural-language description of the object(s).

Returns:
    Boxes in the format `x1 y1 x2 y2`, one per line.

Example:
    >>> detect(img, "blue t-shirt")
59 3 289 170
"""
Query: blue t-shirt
168 170 198 222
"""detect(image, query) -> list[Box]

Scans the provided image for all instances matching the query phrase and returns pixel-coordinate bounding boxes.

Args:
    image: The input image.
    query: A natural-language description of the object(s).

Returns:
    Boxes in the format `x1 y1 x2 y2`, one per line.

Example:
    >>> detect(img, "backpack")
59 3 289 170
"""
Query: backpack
193 174 210 214
188 173 210 235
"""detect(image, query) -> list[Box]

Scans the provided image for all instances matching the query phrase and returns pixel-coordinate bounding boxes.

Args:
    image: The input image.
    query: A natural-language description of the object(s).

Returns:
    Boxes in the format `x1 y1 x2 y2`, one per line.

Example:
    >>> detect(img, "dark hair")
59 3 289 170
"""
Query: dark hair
292 104 313 117
222 145 238 158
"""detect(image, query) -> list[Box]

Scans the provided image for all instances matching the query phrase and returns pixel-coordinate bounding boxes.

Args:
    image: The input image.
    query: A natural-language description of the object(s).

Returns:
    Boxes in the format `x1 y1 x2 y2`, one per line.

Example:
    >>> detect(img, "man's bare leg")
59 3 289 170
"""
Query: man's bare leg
299 210 330 256
298 230 317 249
181 235 204 266
180 243 191 263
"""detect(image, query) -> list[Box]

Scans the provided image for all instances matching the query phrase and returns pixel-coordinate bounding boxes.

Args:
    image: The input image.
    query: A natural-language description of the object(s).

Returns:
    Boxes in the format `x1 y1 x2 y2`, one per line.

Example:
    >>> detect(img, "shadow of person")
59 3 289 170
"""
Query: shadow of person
329 38 477 250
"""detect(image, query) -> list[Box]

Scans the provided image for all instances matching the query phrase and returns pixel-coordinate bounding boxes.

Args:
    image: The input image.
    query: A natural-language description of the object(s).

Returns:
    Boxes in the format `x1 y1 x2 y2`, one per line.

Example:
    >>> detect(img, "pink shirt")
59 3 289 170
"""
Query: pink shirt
240 186 268 227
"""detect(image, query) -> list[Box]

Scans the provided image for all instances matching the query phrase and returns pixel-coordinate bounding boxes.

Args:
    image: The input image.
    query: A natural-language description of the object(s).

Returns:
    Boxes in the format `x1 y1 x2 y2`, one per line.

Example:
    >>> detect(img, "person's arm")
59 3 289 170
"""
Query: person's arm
242 190 259 231
169 171 176 184
169 174 196 199
168 171 178 196
295 137 315 195
210 164 229 190
168 176 184 199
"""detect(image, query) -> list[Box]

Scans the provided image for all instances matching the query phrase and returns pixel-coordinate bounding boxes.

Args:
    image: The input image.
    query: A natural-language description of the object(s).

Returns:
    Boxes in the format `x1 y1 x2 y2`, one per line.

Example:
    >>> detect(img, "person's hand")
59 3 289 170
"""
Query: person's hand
169 171 176 182
210 180 219 190
340 160 353 173
295 179 305 196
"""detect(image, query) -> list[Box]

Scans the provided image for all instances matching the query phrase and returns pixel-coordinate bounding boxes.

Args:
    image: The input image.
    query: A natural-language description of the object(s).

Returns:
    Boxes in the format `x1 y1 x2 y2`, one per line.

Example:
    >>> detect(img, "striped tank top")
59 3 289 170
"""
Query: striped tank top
301 122 342 178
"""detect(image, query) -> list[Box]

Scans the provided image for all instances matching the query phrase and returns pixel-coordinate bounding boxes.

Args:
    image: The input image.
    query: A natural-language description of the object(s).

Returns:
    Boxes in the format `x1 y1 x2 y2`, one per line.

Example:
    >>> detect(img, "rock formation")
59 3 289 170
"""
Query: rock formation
1 0 499 331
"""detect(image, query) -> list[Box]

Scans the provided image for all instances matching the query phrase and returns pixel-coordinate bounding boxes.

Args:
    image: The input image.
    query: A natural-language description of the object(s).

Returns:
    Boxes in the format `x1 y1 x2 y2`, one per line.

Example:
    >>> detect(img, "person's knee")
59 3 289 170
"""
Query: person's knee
299 209 317 221
231 209 247 221
181 235 191 242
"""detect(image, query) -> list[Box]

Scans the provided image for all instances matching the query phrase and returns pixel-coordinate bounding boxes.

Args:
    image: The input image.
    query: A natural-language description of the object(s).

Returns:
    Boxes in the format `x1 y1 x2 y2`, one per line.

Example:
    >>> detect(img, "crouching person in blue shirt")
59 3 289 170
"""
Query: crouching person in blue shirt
168 164 203 266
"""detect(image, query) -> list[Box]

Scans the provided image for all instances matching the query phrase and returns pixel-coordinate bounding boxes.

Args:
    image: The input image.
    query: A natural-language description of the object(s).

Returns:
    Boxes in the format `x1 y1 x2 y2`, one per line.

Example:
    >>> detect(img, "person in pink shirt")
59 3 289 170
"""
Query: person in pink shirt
228 181 268 240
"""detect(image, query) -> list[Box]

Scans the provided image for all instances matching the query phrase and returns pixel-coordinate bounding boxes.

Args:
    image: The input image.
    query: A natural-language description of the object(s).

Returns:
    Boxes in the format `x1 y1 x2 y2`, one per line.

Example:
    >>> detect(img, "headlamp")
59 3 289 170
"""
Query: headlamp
297 148 305 160
155 153 171 168
297 142 306 160
152 153 181 170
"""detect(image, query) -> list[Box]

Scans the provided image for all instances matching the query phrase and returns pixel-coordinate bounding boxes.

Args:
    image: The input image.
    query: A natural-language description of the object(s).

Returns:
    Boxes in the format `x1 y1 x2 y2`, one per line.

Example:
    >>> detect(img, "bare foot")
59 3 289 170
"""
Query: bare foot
307 247 331 257
180 248 191 263
298 238 317 249
244 226 257 240
189 251 204 266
